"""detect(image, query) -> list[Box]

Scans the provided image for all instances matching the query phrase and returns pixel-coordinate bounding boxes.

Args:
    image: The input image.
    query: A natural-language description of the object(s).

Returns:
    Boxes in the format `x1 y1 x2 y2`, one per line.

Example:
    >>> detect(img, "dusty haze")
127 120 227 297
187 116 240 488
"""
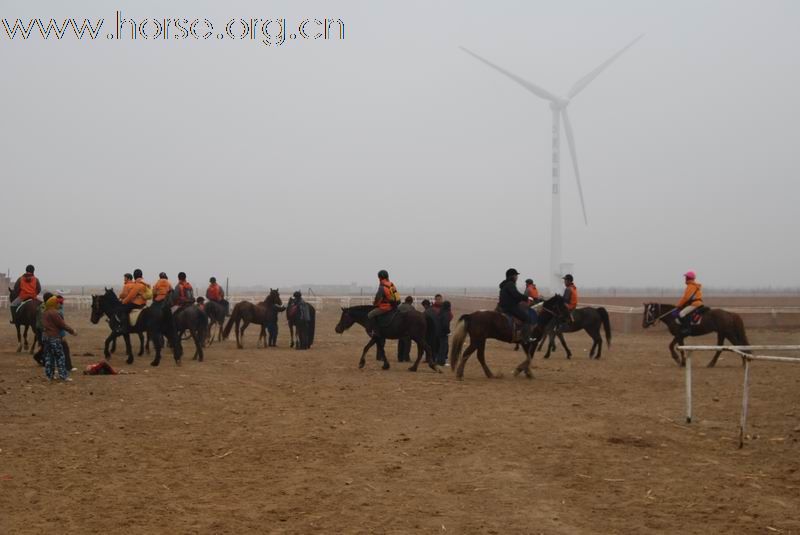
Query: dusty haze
2 0 798 291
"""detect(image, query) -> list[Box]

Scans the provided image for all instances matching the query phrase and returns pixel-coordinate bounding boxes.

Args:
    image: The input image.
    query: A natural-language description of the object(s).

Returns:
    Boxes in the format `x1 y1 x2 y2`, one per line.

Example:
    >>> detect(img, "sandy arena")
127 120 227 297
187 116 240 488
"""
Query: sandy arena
1 301 799 534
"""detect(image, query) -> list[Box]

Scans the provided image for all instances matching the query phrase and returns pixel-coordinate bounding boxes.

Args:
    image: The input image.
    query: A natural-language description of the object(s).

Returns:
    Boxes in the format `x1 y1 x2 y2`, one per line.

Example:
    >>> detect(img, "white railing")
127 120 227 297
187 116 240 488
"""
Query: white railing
678 344 800 448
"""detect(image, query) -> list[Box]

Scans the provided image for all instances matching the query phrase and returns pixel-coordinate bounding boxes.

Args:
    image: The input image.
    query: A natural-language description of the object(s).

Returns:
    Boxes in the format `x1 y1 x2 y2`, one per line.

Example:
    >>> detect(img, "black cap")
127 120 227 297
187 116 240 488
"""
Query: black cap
378 269 389 279
133 269 143 279
178 272 187 280
210 277 216 283
25 264 35 273
506 268 519 278
525 278 533 284
563 274 574 282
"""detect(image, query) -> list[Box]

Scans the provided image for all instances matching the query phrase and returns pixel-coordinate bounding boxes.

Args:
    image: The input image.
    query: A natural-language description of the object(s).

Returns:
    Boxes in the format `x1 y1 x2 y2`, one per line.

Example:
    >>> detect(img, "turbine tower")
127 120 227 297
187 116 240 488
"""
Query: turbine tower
461 35 643 292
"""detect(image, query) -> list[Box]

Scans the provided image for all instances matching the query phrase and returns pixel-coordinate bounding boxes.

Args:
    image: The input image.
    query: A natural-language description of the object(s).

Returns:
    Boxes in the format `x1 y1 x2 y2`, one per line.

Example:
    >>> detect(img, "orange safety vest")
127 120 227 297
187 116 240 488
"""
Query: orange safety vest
526 284 539 300
17 274 39 300
565 284 578 311
677 281 703 308
206 283 223 301
153 279 172 302
176 281 193 304
121 278 147 306
375 279 399 311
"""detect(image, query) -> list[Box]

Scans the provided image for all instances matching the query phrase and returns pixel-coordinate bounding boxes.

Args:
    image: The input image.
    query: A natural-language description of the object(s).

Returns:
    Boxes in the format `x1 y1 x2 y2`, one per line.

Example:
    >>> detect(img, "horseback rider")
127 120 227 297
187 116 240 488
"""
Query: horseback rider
366 270 400 336
10 264 41 324
118 269 149 331
152 272 172 304
525 279 542 303
206 276 229 315
173 272 195 309
563 274 578 314
498 268 535 342
675 270 704 335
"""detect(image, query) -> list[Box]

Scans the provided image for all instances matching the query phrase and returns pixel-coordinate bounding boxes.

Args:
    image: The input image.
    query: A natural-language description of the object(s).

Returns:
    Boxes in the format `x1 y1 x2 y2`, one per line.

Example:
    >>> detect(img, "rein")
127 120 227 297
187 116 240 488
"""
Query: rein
645 305 677 327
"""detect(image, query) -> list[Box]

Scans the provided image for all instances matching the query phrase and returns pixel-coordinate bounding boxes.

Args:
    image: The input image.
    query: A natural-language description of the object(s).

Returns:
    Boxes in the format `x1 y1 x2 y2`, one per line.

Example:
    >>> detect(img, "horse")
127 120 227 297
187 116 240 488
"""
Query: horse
287 297 316 349
8 287 40 353
222 289 282 349
334 305 438 372
90 289 183 366
642 302 751 367
449 294 569 380
173 304 209 361
539 306 612 359
203 300 227 346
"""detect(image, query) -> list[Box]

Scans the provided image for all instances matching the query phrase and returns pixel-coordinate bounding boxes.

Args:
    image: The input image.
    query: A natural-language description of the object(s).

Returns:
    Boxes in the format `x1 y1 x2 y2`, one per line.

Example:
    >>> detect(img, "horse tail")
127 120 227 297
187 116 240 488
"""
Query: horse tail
199 309 209 341
598 307 612 348
449 315 470 373
425 313 439 356
222 305 239 339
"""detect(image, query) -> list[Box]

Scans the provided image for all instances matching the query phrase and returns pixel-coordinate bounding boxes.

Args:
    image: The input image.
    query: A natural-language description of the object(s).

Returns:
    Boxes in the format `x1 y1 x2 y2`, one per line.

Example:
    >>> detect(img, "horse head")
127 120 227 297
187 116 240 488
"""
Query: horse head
642 302 661 329
335 306 356 334
541 294 569 323
266 288 282 306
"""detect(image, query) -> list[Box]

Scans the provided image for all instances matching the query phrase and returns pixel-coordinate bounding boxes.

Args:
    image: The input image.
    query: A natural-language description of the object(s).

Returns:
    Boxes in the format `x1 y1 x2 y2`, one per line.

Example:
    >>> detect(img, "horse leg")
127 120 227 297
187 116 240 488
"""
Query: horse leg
123 333 134 365
558 331 572 359
475 340 497 379
150 329 162 367
104 333 116 359
456 341 478 380
137 333 144 356
668 337 683 367
707 332 725 368
22 325 30 351
194 330 204 361
542 332 554 359
379 339 390 370
289 324 295 348
15 324 22 352
359 338 378 369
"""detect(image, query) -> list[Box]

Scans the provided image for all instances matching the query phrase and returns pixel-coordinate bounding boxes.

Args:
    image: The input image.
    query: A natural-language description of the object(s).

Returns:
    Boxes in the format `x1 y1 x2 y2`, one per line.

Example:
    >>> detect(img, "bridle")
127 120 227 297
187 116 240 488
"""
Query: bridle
643 303 676 327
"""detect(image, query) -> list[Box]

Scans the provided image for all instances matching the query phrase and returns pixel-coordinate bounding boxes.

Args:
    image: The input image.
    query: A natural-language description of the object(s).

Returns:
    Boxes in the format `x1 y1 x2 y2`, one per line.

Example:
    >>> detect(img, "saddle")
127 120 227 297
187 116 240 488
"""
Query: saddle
499 312 527 343
374 309 400 331
129 306 146 325
689 306 710 326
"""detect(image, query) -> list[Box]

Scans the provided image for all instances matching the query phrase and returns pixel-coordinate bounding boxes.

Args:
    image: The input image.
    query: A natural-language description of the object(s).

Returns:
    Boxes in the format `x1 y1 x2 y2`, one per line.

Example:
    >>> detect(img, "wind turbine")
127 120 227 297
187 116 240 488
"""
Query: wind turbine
460 35 643 292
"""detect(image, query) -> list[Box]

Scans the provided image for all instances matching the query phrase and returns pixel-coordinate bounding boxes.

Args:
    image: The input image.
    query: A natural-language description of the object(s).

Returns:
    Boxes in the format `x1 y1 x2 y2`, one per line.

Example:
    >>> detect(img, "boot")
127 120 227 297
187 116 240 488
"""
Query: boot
679 317 692 337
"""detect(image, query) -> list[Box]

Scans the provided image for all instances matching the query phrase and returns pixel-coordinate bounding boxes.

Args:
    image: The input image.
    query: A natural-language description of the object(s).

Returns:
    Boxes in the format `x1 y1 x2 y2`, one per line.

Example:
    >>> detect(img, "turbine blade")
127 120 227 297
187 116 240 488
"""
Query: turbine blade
459 46 561 103
561 108 588 225
567 34 644 99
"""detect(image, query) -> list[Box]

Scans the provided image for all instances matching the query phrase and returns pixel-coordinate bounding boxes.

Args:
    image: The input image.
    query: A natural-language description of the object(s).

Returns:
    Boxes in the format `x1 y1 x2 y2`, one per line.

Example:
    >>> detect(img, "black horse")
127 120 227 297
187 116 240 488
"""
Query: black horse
90 289 182 366
287 297 316 350
334 305 438 372
173 304 209 361
539 306 612 359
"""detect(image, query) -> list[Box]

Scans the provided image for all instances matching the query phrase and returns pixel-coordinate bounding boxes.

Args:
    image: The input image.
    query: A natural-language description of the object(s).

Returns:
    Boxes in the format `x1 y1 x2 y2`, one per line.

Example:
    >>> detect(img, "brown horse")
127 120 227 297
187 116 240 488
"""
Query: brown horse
449 294 569 380
204 300 227 346
8 287 40 353
642 302 750 367
222 289 282 349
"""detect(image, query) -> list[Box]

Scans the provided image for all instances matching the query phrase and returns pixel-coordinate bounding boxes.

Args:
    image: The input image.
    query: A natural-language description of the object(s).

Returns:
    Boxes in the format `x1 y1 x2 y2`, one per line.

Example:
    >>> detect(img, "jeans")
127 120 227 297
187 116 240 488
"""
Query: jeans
436 335 449 366
42 336 68 380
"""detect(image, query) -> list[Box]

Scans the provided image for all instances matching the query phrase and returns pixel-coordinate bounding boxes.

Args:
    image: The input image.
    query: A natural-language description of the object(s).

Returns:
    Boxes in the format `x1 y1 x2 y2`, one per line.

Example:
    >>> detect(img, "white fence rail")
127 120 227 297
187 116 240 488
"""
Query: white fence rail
678 344 800 448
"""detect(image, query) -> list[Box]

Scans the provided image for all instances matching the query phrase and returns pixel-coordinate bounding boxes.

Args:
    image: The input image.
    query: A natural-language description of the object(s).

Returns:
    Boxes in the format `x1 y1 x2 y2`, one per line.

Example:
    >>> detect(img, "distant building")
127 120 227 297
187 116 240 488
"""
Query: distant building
0 273 10 296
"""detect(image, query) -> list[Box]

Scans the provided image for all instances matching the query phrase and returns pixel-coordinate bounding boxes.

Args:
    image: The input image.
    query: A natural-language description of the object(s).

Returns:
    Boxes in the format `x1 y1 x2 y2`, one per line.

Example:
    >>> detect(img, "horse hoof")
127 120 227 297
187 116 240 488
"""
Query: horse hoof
382 364 390 371
150 360 160 367
358 361 366 369
175 360 182 366
126 358 134 365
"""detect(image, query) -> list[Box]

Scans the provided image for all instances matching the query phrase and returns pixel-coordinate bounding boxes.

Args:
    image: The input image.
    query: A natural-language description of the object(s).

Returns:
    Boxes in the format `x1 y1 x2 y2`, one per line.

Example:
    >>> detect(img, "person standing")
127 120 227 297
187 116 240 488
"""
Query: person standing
396 296 415 362
432 294 453 366
41 295 77 382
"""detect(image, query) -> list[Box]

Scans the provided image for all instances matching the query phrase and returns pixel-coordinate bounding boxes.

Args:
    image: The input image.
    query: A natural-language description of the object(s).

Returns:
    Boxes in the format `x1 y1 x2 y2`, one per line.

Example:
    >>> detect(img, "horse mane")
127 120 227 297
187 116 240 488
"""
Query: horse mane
344 305 373 319
102 288 122 306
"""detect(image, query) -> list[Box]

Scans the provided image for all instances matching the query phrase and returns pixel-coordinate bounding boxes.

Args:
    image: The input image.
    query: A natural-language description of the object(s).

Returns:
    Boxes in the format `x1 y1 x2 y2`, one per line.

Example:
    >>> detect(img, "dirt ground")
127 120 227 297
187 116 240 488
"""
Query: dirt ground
1 302 799 535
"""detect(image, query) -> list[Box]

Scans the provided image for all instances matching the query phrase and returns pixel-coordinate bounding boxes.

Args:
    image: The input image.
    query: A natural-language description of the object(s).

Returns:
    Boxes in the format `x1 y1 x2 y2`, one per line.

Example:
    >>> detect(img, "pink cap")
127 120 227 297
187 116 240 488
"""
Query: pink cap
683 270 696 280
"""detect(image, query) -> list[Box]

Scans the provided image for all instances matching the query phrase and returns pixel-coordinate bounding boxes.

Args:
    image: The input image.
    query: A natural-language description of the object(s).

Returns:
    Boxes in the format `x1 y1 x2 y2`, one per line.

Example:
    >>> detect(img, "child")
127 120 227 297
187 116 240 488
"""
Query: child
41 296 77 382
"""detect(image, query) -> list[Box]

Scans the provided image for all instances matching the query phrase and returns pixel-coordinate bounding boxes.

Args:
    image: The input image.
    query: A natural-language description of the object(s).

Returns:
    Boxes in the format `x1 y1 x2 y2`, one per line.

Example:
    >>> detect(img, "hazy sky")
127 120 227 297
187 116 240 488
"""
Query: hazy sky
2 0 799 290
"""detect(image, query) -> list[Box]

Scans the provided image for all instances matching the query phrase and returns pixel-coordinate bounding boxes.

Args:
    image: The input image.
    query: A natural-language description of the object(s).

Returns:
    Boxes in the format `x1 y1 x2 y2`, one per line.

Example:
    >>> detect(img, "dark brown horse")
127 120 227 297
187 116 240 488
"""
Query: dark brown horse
287 297 316 349
539 306 611 359
222 289 282 349
449 294 569 380
334 305 438 372
203 300 227 346
642 302 750 367
8 287 40 353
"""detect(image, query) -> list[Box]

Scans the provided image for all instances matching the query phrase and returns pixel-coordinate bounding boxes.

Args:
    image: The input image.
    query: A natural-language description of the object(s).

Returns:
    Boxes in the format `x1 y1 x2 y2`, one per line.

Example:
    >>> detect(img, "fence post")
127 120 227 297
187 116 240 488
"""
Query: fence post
685 351 692 424
739 358 751 449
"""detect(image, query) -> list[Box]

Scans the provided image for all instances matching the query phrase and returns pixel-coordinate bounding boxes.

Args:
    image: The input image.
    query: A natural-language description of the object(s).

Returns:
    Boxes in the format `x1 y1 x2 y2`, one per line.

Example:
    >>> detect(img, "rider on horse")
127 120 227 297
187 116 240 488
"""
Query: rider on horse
206 276 229 315
675 270 704 336
366 270 400 336
153 272 172 305
498 268 535 342
119 269 149 331
173 272 195 310
525 279 542 303
10 264 41 324
563 274 578 320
